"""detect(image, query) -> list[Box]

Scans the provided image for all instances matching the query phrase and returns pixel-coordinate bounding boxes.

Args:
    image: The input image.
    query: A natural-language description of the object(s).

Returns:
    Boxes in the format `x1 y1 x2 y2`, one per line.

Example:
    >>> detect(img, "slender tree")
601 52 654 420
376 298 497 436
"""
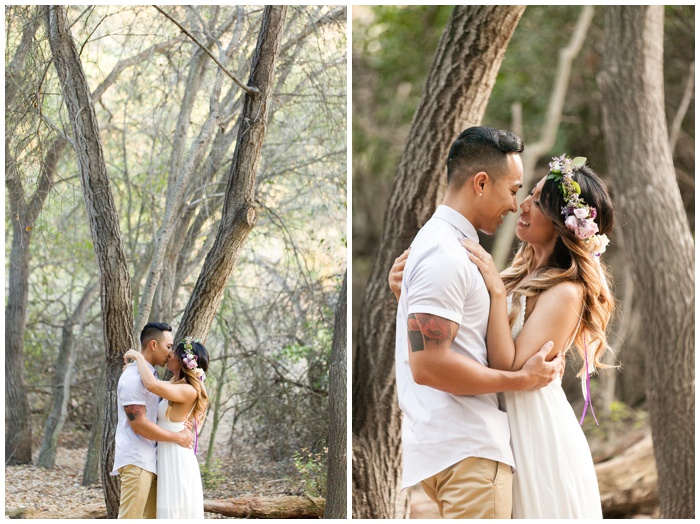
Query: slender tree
352 5 525 518
599 6 694 518
325 271 347 519
4 6 65 465
37 282 99 468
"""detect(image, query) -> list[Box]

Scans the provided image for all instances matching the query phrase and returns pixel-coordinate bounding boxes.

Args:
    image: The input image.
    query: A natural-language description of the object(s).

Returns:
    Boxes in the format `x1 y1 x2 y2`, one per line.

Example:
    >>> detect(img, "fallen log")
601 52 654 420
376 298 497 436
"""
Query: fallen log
595 434 658 517
205 495 325 518
7 496 325 519
6 503 107 519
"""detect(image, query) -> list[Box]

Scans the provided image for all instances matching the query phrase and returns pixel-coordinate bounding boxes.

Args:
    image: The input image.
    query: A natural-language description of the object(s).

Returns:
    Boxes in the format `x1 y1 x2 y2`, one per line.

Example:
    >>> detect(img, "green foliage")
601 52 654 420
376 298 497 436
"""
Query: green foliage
291 446 328 497
199 459 226 490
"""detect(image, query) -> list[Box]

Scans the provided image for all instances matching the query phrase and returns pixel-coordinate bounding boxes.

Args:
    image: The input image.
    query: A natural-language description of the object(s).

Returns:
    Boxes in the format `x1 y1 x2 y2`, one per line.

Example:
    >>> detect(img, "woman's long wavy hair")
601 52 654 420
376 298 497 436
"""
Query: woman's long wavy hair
500 164 615 376
170 339 209 424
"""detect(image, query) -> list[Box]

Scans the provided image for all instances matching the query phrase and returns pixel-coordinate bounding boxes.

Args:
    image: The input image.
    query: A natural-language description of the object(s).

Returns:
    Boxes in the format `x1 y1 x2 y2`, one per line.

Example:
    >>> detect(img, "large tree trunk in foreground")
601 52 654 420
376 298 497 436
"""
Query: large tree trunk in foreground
325 271 347 518
599 5 694 519
176 6 287 341
46 6 136 517
352 5 525 519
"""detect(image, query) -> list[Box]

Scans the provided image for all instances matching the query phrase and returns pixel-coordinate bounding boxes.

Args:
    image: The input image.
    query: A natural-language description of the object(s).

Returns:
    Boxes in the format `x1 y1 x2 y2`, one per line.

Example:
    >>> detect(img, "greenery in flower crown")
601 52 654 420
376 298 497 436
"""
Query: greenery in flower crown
546 154 600 241
181 336 205 380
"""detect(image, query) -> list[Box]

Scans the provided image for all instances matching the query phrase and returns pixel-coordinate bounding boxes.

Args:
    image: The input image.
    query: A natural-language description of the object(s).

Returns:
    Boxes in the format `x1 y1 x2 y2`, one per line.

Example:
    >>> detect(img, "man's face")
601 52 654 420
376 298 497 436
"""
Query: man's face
478 153 523 234
153 331 174 367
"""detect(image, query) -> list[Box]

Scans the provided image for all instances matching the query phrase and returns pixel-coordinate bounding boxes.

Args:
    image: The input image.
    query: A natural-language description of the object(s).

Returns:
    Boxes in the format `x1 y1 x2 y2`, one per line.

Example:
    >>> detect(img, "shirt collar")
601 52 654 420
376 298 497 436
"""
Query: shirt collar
144 359 157 374
433 205 480 243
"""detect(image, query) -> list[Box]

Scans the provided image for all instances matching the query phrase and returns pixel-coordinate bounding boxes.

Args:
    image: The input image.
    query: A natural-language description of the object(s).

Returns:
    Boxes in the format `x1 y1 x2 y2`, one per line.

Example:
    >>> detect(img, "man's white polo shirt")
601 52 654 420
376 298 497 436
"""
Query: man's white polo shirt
395 205 514 488
111 361 160 476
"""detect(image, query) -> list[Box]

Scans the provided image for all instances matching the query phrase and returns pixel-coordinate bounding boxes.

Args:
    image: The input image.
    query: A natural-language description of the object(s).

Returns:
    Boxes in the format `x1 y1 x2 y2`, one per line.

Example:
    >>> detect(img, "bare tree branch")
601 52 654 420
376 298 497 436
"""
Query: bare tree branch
152 5 259 95
492 5 594 269
668 60 694 155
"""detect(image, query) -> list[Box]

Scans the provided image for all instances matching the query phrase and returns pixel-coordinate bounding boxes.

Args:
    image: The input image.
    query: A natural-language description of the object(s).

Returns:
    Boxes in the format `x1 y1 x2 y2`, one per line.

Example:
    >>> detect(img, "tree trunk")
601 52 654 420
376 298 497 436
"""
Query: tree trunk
37 282 99 468
4 8 63 466
352 6 525 519
5 214 34 466
83 367 106 486
46 6 136 517
599 6 694 519
176 6 287 341
7 496 325 520
204 496 325 519
595 434 659 518
325 271 347 519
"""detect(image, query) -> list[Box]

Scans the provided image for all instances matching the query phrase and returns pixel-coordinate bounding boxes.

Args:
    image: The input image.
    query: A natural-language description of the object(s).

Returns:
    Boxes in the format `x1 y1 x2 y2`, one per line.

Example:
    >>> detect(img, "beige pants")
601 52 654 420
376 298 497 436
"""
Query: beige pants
118 465 157 519
420 456 513 519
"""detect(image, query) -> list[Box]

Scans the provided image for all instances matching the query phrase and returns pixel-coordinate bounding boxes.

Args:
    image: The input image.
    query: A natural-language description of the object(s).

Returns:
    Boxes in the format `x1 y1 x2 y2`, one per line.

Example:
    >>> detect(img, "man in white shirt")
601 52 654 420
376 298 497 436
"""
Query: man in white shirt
394 126 562 518
111 322 194 519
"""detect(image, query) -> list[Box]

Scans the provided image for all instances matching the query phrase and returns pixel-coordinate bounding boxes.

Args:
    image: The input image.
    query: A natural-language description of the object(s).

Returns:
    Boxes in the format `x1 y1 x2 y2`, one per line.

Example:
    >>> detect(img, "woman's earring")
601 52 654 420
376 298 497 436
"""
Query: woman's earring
479 193 483 197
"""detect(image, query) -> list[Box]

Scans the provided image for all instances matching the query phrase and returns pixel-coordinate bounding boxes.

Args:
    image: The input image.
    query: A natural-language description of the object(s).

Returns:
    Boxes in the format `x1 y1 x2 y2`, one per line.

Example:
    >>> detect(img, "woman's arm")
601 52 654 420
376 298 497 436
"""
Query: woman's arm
508 283 583 370
461 239 582 371
123 350 197 404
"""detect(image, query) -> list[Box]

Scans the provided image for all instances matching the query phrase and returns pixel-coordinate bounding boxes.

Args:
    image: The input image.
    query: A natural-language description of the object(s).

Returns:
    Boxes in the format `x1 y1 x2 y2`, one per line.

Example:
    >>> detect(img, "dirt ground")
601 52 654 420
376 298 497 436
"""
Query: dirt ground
5 444 303 519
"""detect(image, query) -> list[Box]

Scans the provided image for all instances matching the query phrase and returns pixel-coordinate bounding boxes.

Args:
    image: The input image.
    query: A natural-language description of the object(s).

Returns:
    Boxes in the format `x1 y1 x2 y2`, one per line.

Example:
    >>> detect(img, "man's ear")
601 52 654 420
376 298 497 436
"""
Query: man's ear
472 172 488 196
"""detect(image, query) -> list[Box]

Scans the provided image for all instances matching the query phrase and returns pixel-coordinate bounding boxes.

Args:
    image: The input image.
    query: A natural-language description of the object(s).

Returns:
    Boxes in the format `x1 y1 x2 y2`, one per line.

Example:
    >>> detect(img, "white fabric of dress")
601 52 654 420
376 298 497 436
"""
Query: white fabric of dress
156 400 204 519
504 294 602 519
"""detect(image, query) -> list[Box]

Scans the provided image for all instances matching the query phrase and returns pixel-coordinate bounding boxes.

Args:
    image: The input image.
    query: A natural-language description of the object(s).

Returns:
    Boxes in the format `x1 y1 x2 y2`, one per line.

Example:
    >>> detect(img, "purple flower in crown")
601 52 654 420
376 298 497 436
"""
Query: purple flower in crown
548 154 605 244
181 336 203 373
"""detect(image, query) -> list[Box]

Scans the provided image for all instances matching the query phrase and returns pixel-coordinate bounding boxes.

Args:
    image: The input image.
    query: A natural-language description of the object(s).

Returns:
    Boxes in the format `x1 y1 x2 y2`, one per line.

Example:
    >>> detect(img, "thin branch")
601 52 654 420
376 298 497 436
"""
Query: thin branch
668 61 694 155
152 5 258 95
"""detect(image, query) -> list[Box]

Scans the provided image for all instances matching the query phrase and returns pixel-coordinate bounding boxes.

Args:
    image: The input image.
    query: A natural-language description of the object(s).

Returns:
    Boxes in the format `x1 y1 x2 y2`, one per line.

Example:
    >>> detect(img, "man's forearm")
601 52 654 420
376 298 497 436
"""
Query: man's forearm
132 419 181 443
410 350 533 395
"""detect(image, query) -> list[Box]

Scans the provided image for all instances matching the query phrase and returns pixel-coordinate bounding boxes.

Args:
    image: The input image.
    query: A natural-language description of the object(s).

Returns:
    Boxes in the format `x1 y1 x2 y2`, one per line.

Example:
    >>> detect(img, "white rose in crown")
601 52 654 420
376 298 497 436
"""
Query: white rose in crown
584 234 610 256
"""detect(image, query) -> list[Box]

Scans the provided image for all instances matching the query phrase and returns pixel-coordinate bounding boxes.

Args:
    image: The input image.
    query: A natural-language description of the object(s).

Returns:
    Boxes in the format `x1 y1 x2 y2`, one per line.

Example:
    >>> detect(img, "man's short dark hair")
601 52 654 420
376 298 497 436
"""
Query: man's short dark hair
446 126 524 186
140 322 172 348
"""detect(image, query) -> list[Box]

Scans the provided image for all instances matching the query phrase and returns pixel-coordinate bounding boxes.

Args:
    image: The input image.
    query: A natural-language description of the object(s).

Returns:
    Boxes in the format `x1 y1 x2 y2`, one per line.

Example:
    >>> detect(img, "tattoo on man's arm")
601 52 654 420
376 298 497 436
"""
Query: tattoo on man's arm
124 404 146 422
407 313 453 352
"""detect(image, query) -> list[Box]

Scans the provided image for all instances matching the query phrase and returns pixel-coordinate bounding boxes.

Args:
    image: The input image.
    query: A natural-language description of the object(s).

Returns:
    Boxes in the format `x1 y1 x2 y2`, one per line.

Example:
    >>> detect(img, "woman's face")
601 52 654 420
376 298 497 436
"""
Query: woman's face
166 350 182 374
516 176 558 247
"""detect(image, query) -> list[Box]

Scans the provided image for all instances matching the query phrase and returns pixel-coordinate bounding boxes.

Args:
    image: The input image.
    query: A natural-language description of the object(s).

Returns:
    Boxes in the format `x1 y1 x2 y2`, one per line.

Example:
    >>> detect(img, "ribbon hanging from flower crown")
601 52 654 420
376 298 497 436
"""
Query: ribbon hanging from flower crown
579 332 599 426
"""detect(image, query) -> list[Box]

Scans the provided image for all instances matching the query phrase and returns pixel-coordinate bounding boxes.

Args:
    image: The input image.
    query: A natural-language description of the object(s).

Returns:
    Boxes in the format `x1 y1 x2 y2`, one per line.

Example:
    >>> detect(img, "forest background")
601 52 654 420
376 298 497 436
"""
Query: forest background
352 5 694 519
5 5 346 519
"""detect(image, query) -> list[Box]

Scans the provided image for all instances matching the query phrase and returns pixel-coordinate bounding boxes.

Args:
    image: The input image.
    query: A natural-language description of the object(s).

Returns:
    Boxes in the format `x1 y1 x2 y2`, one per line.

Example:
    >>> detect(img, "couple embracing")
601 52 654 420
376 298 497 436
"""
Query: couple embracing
391 126 613 518
110 322 210 519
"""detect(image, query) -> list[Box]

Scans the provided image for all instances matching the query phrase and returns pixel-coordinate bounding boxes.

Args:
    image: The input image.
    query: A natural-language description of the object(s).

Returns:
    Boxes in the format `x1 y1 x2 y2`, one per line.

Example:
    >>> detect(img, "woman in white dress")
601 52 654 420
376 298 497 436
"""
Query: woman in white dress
125 336 209 519
391 155 614 518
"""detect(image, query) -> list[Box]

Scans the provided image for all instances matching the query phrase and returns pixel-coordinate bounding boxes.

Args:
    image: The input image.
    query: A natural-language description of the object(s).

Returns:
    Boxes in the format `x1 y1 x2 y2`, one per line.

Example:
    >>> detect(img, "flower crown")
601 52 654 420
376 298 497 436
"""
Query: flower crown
547 154 609 256
181 336 205 381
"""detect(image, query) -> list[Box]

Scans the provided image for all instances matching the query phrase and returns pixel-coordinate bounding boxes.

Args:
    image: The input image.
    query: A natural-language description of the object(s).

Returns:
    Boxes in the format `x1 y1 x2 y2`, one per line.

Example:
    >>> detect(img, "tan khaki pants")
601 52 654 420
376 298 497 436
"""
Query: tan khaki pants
420 456 513 519
118 465 157 519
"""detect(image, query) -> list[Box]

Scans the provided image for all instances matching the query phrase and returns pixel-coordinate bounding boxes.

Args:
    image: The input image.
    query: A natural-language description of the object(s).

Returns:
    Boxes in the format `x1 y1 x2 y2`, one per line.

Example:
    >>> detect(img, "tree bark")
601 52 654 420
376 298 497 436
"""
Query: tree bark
352 5 525 519
599 6 694 519
7 496 325 519
176 6 287 341
595 434 659 518
4 7 63 466
205 496 325 519
83 367 106 486
37 282 99 468
325 271 347 519
46 6 136 517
